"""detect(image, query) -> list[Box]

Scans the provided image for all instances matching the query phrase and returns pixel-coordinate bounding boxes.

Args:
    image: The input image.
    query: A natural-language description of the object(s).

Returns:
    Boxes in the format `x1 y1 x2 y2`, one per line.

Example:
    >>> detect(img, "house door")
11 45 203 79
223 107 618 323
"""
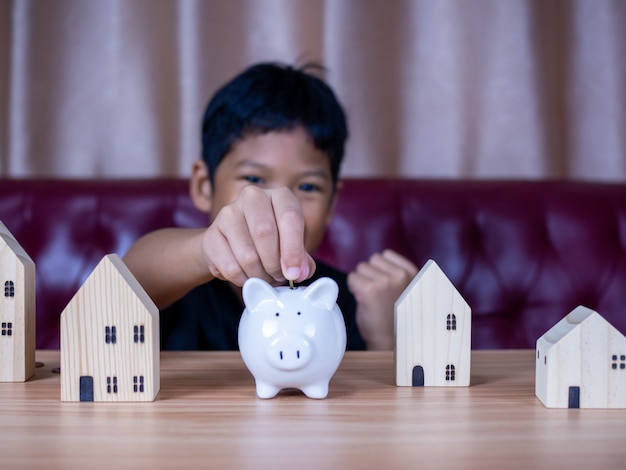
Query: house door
412 366 425 387
568 386 580 408
80 376 94 402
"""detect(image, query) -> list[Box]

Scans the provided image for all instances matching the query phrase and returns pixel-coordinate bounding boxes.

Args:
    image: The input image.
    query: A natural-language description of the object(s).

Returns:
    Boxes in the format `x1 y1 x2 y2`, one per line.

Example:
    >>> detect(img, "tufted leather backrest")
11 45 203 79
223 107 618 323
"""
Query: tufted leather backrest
2 178 626 349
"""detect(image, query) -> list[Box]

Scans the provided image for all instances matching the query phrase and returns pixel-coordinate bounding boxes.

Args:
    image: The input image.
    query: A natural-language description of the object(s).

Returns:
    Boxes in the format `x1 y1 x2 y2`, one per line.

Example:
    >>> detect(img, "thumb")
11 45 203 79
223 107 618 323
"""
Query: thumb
281 253 316 283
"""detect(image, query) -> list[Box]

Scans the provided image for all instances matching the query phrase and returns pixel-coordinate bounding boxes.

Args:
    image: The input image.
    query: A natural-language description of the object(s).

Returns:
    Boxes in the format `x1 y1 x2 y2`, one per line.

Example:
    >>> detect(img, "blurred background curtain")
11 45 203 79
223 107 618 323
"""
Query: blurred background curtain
0 0 625 180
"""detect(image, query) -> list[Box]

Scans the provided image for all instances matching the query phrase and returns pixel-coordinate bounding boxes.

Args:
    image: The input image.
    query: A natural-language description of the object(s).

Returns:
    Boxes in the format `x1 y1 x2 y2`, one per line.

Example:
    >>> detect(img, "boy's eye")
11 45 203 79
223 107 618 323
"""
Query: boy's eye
299 183 321 192
242 175 264 185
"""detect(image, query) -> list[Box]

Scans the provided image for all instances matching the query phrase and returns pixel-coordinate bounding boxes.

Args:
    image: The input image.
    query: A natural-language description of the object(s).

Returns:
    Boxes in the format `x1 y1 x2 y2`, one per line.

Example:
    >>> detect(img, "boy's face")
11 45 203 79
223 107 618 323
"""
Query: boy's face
193 127 337 254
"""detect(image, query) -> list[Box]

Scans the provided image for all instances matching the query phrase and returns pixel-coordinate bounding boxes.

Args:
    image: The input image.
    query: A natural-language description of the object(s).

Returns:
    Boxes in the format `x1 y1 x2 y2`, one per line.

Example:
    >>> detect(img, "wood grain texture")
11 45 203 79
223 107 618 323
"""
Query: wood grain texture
395 259 471 386
0 220 35 382
60 254 159 401
2 350 626 469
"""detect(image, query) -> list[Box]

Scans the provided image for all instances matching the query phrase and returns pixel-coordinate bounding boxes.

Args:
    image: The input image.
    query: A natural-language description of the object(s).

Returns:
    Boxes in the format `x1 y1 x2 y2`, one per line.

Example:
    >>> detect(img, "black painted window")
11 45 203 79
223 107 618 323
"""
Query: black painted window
1 322 13 336
106 376 118 394
611 354 626 370
4 280 14 297
446 364 456 381
133 375 145 393
105 326 117 344
134 325 145 343
446 314 457 331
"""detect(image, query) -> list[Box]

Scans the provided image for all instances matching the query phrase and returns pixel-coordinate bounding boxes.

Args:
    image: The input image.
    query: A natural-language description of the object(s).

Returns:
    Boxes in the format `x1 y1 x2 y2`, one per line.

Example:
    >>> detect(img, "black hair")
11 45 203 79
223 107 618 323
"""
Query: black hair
201 62 348 186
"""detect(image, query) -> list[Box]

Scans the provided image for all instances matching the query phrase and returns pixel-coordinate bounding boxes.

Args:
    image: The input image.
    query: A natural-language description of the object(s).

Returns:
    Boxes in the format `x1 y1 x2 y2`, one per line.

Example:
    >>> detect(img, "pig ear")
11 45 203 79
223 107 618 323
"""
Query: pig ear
303 277 338 310
242 278 278 311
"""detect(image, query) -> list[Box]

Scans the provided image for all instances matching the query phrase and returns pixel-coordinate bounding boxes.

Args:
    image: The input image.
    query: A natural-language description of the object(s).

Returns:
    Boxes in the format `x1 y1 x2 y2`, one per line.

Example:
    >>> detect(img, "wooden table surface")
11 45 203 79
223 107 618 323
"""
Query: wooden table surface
1 350 625 469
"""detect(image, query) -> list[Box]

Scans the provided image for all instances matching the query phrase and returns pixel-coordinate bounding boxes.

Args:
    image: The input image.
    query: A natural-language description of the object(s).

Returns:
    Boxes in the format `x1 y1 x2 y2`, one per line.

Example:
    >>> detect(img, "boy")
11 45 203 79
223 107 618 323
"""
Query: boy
123 62 417 350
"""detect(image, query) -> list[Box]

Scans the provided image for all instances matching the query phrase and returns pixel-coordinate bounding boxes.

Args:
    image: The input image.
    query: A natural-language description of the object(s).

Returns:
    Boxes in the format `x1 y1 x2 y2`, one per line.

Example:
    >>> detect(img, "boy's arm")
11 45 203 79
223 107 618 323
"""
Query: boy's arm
347 250 418 350
123 227 212 309
123 185 315 309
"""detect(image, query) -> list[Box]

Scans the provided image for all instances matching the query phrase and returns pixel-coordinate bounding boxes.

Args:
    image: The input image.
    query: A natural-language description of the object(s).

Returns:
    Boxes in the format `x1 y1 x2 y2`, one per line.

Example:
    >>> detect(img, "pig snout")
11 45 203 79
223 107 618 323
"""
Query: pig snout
266 334 313 371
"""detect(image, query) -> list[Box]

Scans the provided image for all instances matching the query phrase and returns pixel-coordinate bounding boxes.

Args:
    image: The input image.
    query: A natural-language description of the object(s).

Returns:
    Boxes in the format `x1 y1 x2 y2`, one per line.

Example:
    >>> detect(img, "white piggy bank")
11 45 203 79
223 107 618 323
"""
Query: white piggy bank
238 277 347 399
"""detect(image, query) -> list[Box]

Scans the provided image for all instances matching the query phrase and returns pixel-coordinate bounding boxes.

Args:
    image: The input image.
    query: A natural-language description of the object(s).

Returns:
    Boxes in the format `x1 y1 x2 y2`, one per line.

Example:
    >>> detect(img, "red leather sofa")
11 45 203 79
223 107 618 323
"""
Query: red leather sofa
2 178 626 350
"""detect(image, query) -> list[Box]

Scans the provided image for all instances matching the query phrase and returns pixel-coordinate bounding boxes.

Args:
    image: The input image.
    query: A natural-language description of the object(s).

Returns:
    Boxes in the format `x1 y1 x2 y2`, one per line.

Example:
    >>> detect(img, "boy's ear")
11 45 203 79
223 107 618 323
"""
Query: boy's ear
190 160 212 214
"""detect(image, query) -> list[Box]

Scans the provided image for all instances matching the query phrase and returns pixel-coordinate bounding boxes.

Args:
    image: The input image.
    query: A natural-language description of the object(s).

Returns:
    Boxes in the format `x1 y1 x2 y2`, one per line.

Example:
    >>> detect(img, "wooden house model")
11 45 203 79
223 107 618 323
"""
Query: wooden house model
395 259 471 387
536 306 626 409
61 254 159 402
0 221 35 382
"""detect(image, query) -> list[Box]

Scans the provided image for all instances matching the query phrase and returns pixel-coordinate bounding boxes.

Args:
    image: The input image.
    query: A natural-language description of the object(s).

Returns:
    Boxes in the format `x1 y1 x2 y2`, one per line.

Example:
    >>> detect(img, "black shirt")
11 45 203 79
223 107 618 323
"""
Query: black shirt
160 260 366 350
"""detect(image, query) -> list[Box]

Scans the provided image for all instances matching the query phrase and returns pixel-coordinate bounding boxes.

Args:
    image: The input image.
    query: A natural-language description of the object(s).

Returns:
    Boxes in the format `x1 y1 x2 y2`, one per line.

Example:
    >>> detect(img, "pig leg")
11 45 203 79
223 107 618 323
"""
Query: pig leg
255 380 281 399
301 381 330 399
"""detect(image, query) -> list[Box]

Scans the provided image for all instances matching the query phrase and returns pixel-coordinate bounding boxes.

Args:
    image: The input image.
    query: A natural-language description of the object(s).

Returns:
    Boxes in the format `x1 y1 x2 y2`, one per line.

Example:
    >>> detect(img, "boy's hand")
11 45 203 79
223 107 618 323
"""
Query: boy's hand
200 185 315 287
347 249 418 350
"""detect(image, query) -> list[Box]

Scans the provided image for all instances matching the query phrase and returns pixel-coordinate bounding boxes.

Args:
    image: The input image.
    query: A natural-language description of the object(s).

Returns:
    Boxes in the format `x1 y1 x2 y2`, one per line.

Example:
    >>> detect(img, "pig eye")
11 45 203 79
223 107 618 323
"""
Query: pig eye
297 312 301 316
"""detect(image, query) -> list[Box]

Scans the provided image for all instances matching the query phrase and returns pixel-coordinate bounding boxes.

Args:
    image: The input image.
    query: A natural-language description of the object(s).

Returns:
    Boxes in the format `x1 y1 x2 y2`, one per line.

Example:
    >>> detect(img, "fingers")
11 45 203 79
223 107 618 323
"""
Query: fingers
352 249 418 283
203 225 252 286
209 188 282 284
347 249 418 305
204 186 312 286
241 190 283 280
271 189 311 281
347 250 418 350
378 249 419 275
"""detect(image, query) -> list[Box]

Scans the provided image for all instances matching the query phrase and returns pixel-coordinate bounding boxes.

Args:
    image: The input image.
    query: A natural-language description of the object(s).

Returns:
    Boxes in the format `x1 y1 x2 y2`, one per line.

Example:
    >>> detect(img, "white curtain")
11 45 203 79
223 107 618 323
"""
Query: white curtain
1 0 625 180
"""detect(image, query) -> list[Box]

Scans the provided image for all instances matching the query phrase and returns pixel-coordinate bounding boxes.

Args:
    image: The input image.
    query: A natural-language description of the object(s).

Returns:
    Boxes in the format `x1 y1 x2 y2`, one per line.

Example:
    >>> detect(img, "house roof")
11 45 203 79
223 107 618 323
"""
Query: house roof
540 306 620 346
62 253 157 319
0 221 34 266
395 259 459 308
102 254 155 311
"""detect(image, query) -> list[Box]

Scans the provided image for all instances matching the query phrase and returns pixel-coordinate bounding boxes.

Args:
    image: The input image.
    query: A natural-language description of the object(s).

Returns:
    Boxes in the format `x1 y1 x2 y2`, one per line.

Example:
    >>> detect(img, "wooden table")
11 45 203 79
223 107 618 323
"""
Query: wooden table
1 350 625 469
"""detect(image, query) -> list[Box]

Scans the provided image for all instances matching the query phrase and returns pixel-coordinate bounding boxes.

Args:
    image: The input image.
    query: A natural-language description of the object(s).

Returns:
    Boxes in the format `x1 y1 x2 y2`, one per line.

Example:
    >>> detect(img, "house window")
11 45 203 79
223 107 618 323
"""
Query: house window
611 354 626 370
107 376 118 394
446 314 457 331
1 322 13 336
4 280 14 297
133 325 145 343
446 364 456 381
105 326 117 344
133 375 145 393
